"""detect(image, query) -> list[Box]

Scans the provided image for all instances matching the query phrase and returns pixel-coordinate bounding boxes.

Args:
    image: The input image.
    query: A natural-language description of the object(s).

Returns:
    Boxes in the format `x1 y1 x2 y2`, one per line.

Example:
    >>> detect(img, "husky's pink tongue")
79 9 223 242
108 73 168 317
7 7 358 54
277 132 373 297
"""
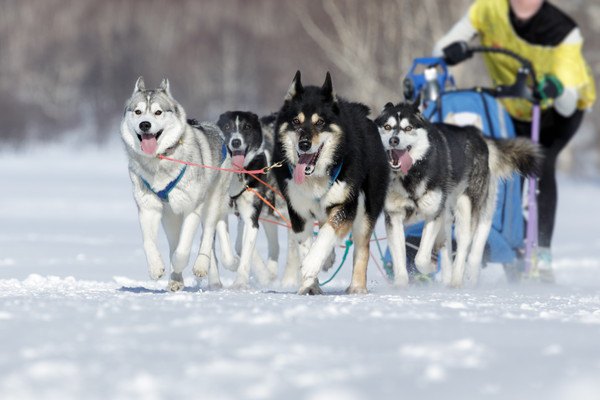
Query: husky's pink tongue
293 153 316 184
232 153 246 170
399 151 413 174
141 134 158 155
389 149 414 174
293 163 307 184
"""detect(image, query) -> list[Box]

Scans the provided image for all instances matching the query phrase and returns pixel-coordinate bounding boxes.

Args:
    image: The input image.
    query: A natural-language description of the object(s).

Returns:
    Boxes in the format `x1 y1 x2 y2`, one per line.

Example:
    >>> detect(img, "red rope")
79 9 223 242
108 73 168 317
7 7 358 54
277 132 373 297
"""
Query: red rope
259 217 290 228
246 187 292 229
158 154 268 175
247 173 286 202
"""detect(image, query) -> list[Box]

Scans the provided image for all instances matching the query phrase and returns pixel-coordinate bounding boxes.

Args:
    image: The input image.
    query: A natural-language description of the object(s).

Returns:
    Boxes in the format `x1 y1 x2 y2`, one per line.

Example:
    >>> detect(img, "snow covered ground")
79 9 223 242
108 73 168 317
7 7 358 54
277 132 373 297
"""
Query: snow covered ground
1 143 599 400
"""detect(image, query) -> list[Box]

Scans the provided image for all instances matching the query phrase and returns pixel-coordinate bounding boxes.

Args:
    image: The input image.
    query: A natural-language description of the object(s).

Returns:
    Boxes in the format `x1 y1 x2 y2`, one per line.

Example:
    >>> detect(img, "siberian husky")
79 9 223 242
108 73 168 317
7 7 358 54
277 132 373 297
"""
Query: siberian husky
216 111 280 288
375 100 541 287
120 77 232 291
272 71 389 295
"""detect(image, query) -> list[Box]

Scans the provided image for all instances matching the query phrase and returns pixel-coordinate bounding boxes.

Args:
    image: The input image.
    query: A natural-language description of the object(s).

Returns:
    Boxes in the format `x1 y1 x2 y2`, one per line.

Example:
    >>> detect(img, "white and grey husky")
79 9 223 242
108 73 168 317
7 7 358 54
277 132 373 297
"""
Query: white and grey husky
375 100 541 287
120 77 232 291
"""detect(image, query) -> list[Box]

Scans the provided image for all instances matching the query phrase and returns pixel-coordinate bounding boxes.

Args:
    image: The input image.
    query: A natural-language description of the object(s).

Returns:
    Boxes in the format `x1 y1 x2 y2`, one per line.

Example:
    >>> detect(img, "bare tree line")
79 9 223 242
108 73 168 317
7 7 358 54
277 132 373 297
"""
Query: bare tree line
0 0 598 172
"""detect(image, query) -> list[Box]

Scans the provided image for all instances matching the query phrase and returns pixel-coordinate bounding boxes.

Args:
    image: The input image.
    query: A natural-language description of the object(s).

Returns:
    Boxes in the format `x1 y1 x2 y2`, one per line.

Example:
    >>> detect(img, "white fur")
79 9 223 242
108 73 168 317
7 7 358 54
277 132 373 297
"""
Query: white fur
121 78 231 291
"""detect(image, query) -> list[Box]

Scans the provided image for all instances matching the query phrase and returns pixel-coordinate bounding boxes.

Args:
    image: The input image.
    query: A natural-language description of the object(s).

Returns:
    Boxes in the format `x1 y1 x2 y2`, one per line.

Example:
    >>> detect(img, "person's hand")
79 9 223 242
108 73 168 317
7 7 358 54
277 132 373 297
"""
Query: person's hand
536 75 563 101
442 41 473 66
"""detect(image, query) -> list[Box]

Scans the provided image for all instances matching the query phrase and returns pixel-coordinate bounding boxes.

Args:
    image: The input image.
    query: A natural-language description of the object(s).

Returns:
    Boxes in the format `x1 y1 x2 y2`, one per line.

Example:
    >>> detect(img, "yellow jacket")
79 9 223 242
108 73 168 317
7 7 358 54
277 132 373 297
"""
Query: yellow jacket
468 0 596 121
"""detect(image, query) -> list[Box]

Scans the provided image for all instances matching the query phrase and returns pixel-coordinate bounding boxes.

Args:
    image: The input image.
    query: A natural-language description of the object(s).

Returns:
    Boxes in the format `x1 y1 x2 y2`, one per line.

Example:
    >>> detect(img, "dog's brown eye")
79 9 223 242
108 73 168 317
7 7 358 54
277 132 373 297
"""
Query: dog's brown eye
243 124 251 131
315 119 325 127
404 126 413 132
384 124 392 131
155 110 162 116
135 110 142 115
224 123 230 130
292 118 301 125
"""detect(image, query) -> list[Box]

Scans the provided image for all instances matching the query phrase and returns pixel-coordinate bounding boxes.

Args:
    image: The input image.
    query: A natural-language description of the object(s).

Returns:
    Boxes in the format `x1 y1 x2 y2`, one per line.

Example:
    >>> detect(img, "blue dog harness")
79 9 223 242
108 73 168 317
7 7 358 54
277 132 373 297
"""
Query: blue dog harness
141 143 229 202
141 166 187 202
221 143 227 164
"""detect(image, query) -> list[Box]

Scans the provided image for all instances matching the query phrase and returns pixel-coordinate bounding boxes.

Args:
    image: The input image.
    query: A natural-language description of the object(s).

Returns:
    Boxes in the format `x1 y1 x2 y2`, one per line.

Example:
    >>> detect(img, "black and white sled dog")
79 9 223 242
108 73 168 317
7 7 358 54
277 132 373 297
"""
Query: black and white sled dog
120 77 232 291
273 71 389 295
216 111 281 288
375 100 541 287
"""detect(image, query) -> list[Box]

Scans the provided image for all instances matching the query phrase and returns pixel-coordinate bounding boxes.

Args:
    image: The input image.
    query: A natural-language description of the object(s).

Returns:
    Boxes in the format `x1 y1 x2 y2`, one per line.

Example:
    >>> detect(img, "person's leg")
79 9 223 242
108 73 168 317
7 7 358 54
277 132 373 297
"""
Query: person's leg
512 110 584 248
536 110 584 247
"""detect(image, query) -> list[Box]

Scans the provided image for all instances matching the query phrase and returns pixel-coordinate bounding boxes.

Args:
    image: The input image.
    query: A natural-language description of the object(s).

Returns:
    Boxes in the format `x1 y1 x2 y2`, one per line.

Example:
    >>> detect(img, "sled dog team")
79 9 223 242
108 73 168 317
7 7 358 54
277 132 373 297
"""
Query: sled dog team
120 72 541 294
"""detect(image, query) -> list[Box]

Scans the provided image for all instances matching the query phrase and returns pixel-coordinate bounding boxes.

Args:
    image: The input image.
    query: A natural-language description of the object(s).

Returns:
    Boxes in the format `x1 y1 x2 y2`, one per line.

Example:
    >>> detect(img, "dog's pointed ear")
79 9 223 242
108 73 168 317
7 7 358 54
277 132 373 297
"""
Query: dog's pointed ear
159 78 172 97
134 76 145 93
285 70 304 101
321 71 337 102
411 93 421 112
322 72 339 114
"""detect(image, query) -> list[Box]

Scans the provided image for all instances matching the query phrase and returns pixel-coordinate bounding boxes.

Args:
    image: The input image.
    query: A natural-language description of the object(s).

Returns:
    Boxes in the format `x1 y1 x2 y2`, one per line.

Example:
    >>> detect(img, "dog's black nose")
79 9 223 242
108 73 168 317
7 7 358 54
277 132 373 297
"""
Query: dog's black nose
298 140 311 152
231 138 242 149
139 121 151 132
389 136 400 147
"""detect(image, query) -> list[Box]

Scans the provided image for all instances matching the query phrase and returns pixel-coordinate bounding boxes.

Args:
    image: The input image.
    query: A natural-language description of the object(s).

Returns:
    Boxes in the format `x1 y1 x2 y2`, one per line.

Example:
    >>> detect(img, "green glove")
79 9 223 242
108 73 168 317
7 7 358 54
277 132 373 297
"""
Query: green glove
536 75 564 101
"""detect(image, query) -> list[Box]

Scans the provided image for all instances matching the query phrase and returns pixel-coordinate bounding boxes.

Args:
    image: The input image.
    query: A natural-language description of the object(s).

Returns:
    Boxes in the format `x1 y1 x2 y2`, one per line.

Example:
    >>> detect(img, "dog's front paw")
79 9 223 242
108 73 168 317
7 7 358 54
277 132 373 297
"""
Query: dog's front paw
148 263 165 280
281 274 299 289
222 255 240 272
230 277 251 291
208 281 223 290
267 260 279 279
168 273 185 292
441 270 453 287
414 255 437 275
449 274 463 289
346 285 368 295
297 279 323 295
393 275 409 288
192 255 210 278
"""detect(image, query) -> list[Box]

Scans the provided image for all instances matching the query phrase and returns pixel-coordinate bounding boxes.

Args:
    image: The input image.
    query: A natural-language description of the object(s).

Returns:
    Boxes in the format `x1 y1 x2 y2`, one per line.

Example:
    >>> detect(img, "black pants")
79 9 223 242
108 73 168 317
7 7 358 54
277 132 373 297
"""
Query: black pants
511 109 584 248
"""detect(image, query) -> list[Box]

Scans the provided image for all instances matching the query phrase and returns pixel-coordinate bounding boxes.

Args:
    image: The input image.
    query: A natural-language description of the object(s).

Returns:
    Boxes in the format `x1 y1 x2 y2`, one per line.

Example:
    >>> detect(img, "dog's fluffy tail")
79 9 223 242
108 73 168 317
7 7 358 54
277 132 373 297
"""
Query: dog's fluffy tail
486 138 543 179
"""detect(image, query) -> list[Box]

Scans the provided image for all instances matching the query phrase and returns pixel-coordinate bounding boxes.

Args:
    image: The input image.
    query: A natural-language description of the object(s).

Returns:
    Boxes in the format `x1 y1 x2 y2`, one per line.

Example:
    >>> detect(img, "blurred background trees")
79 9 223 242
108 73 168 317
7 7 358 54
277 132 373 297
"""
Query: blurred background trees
0 0 598 173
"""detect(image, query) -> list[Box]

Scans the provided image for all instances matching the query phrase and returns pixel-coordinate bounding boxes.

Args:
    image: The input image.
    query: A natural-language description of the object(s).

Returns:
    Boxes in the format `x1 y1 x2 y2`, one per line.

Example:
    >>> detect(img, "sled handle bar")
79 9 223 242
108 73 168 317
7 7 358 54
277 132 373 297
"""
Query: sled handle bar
444 44 539 103
471 46 538 102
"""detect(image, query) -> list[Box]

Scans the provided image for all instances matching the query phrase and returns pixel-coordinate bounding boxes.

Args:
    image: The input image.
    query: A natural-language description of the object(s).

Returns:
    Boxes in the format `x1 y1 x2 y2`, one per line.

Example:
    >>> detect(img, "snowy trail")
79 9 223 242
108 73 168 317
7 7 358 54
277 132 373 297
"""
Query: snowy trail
1 144 599 400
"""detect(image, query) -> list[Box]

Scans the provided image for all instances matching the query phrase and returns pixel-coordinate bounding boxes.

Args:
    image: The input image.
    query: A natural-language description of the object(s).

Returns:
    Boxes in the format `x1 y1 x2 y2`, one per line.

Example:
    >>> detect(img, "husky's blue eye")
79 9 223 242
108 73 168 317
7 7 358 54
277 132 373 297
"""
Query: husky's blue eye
384 124 392 131
404 126 413 132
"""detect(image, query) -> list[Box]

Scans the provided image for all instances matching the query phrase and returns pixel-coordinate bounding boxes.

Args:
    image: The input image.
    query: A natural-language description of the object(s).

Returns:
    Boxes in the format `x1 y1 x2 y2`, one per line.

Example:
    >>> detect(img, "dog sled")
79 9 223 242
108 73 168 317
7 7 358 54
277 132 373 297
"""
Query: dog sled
382 44 542 282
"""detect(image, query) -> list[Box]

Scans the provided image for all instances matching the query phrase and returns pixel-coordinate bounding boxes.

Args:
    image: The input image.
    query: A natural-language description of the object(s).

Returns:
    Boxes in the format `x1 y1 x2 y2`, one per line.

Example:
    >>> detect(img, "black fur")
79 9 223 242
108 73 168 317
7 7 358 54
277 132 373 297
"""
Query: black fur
273 72 389 233
272 71 389 294
217 111 269 228
375 101 491 219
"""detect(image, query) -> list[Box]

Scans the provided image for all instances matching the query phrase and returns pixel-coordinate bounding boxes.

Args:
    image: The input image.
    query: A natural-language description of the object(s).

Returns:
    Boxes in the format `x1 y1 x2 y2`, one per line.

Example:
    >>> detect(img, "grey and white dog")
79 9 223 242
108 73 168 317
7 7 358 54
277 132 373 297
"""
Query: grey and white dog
120 77 233 291
375 100 541 288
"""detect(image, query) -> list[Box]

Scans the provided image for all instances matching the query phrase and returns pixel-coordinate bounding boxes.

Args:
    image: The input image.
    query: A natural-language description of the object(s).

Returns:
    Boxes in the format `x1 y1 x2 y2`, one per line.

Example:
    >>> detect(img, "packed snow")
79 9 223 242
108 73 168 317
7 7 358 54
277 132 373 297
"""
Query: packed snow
0 143 599 400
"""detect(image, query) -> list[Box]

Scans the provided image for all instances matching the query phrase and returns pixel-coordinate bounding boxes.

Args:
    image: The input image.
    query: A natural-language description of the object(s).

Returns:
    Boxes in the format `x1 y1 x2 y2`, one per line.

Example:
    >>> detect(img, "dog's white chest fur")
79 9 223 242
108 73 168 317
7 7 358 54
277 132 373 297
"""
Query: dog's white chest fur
286 176 349 223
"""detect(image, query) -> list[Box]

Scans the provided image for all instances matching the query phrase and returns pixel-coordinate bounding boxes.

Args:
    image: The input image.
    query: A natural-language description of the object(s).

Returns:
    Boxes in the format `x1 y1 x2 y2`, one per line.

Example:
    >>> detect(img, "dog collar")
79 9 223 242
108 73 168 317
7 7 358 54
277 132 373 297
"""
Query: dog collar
141 166 187 202
160 138 184 157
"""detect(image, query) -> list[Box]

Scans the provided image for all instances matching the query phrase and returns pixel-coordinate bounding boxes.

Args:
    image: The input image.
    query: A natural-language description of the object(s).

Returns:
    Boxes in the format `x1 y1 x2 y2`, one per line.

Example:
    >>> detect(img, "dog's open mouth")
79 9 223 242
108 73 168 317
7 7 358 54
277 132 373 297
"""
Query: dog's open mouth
231 150 246 170
137 130 164 155
388 145 413 174
293 144 323 184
